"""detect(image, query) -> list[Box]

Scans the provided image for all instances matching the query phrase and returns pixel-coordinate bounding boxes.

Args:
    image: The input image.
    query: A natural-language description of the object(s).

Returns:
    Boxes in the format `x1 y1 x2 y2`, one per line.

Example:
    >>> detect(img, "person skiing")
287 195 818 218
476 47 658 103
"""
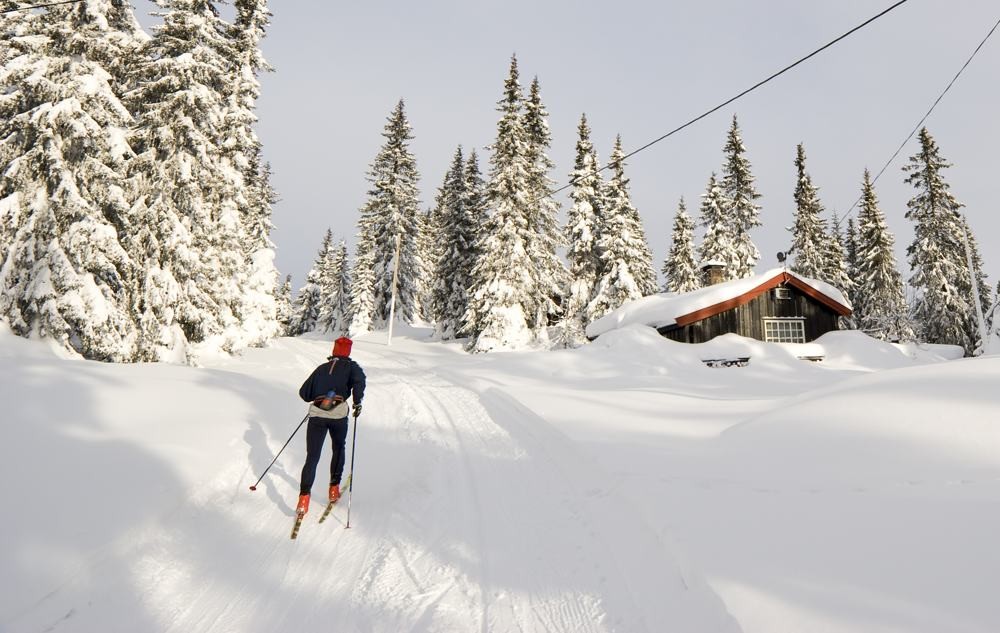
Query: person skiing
296 337 366 517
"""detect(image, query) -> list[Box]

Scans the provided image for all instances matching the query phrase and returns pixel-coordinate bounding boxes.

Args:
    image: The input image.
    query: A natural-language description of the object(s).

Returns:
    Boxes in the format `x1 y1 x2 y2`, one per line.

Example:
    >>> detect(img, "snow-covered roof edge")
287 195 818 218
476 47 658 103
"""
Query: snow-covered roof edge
586 268 852 339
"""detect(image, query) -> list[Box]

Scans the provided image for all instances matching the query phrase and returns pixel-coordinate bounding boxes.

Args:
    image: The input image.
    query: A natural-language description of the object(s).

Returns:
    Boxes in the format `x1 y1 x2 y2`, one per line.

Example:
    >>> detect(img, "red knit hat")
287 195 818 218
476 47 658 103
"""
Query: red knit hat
332 337 353 357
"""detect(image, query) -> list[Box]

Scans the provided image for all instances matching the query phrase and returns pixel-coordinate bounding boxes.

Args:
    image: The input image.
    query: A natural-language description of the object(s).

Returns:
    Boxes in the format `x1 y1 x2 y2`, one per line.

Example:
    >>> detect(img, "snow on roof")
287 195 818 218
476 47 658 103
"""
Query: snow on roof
586 268 852 339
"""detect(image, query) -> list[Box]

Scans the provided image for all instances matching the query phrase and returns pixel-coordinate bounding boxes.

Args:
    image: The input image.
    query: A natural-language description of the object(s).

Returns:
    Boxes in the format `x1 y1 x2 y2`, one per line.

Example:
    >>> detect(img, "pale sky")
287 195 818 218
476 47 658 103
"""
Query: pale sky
150 1 1000 298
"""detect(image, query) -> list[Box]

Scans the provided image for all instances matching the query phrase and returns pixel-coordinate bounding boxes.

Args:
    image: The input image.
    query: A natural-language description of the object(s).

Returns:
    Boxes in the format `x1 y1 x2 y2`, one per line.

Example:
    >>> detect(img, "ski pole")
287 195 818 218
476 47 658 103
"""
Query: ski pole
249 413 309 491
345 406 361 528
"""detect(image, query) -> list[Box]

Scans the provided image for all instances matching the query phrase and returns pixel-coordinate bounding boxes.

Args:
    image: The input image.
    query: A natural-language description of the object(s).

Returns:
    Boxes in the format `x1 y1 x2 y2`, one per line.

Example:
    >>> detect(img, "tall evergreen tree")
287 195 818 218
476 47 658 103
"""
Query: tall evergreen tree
522 76 567 331
430 146 477 339
458 149 487 338
63 0 148 95
855 169 913 341
289 243 324 335
426 149 457 327
349 100 422 332
789 143 826 279
317 237 351 335
0 1 141 360
347 230 377 335
275 274 293 336
463 149 487 223
663 198 701 293
562 113 604 342
697 172 732 271
719 115 762 278
844 216 859 272
821 212 854 299
126 0 239 355
842 217 860 308
990 281 1000 334
413 207 434 322
904 127 988 353
590 136 657 318
312 229 335 329
226 0 279 348
464 56 538 352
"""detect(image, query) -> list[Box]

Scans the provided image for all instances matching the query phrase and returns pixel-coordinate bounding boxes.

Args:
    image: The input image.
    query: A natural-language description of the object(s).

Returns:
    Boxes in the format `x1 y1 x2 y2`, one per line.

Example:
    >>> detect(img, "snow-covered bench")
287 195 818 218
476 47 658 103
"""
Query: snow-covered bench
701 357 750 368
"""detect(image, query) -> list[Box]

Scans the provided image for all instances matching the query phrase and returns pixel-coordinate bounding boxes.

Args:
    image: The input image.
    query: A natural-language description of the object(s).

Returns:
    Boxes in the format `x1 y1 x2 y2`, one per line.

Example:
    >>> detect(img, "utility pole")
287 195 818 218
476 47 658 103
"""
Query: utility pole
386 232 402 346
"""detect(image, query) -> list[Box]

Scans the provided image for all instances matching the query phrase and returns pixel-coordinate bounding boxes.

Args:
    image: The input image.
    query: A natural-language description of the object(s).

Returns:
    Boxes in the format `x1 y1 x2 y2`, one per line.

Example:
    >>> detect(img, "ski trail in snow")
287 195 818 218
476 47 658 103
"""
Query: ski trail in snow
41 339 735 633
354 349 733 632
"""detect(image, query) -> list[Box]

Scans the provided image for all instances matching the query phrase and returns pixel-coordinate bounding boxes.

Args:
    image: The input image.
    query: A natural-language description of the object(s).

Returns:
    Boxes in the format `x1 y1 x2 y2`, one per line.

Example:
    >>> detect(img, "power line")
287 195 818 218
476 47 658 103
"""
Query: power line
841 13 1000 220
552 0 912 195
2 0 84 14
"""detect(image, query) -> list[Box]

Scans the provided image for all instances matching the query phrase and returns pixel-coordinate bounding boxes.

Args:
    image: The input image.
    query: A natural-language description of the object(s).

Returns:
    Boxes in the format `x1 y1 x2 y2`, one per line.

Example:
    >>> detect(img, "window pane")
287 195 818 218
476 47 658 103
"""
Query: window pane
763 318 805 343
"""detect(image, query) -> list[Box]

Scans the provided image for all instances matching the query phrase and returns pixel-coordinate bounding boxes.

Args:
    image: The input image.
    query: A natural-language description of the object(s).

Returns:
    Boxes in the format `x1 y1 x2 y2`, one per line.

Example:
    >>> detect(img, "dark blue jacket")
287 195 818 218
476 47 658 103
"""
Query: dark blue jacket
299 356 366 405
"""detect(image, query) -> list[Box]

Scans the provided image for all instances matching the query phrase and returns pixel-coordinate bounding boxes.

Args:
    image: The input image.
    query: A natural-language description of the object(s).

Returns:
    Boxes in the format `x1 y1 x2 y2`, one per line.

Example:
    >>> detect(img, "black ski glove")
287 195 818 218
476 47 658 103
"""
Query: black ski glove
353 403 362 418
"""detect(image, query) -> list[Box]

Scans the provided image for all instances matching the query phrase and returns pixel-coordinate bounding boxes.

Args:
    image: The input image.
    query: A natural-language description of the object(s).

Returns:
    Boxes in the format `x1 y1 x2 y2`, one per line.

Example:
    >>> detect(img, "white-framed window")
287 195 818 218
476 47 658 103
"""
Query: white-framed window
763 317 806 343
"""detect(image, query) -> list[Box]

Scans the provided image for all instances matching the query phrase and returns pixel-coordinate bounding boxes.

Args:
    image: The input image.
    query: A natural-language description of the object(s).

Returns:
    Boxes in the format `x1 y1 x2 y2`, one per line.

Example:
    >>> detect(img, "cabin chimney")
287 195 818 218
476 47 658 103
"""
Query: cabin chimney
700 261 727 286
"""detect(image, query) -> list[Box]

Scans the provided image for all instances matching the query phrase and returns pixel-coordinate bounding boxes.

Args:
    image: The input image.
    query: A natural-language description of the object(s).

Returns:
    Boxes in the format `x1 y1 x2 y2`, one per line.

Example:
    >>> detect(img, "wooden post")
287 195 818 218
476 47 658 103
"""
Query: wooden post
386 232 402 347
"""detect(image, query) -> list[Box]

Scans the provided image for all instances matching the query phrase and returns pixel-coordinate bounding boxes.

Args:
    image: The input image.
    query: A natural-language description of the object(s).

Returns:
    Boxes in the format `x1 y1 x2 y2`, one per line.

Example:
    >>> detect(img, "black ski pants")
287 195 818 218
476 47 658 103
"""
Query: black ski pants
299 416 349 495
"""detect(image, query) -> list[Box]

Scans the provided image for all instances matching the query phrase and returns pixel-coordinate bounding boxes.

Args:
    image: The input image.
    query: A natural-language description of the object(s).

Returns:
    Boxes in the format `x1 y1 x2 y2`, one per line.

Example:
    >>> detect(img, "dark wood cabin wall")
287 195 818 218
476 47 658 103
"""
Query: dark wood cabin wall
658 284 842 344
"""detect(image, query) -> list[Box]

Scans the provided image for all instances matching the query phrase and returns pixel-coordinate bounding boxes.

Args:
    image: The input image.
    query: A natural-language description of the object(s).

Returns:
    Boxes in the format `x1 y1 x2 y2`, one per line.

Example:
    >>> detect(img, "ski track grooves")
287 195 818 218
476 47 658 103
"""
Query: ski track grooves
27 339 735 633
373 363 610 632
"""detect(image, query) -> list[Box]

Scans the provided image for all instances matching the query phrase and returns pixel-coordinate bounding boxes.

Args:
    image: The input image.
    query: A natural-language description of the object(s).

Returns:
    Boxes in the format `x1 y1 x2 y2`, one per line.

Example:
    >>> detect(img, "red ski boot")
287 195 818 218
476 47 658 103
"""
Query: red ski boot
329 484 341 503
296 493 310 517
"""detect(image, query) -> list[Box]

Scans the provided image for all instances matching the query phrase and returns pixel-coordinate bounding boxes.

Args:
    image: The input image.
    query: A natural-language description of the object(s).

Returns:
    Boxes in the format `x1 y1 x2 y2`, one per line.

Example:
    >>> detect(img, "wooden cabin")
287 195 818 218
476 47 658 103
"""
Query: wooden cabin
658 270 851 344
586 268 852 345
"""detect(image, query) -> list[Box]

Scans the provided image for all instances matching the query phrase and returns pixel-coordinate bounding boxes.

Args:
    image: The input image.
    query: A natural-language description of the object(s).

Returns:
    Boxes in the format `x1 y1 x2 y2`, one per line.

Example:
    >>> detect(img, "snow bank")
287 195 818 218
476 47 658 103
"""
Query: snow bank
3 325 997 633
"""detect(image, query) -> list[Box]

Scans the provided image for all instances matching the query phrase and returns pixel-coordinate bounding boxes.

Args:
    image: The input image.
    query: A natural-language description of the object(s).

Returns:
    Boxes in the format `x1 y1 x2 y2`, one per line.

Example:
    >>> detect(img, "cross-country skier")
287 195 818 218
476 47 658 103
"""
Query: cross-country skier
296 337 366 517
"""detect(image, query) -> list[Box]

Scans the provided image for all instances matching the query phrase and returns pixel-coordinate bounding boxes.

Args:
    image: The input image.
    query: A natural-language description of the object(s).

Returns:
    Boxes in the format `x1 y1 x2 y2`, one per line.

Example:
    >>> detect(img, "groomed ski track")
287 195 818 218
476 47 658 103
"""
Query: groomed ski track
1 334 738 632
98 336 736 632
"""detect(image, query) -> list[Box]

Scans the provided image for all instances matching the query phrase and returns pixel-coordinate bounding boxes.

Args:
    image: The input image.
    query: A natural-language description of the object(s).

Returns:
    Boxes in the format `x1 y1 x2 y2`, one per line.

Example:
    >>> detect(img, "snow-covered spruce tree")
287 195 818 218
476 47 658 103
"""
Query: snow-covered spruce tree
289 242 325 335
347 229 377 335
522 76 568 331
844 217 859 272
275 274 293 336
844 217 859 300
464 56 539 352
855 169 913 341
0 3 29 68
697 172 734 272
904 127 989 353
991 281 1000 333
789 143 826 280
457 149 487 338
719 115 762 278
821 212 854 299
0 1 142 361
126 0 241 356
425 151 455 327
663 198 701 293
224 0 279 348
414 207 436 323
960 214 991 352
463 149 488 224
312 229 335 329
349 99 423 332
67 0 148 94
561 113 605 343
429 146 475 339
317 238 352 336
589 136 657 319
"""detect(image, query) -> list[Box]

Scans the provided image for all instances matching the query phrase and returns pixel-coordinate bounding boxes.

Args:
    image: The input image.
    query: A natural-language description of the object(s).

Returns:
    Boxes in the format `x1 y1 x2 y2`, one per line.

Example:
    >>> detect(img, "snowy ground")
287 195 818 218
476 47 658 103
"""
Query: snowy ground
2 324 998 632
